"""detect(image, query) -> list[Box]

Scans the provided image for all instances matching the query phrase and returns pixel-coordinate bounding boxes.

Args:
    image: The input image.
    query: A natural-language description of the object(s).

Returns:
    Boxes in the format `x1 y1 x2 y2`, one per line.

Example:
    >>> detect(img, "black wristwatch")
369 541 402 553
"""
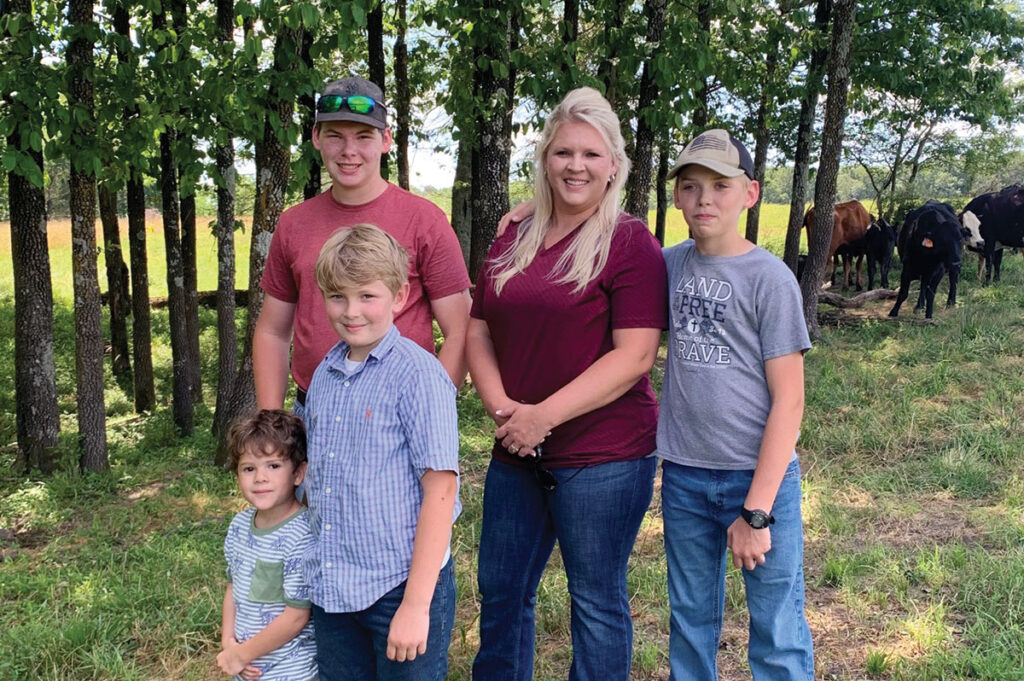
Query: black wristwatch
741 507 775 529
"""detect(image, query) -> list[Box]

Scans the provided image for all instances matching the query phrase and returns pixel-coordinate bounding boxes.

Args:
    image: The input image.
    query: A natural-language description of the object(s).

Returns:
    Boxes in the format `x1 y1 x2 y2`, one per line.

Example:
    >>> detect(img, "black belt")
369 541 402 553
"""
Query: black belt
296 387 307 407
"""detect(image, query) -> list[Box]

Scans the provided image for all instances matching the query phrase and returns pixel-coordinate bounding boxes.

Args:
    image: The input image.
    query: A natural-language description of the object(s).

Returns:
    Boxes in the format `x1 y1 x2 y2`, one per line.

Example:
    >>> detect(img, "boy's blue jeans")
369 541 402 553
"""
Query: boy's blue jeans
311 559 455 681
472 455 656 681
661 459 814 681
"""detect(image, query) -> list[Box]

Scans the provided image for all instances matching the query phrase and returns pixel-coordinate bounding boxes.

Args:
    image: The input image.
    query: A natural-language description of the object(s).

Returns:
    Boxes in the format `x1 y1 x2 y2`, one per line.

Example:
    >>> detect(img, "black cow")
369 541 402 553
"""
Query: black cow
864 216 896 290
890 201 968 319
959 184 1024 284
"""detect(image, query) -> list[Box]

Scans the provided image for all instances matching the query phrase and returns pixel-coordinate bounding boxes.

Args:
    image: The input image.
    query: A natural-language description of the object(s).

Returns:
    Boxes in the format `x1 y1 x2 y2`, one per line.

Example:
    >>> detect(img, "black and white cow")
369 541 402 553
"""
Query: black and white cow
960 184 1024 284
890 201 969 319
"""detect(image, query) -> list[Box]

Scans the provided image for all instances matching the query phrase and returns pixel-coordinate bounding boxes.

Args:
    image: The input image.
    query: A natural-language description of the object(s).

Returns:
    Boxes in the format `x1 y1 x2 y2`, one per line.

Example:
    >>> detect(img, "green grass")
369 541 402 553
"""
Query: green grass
3 206 1024 679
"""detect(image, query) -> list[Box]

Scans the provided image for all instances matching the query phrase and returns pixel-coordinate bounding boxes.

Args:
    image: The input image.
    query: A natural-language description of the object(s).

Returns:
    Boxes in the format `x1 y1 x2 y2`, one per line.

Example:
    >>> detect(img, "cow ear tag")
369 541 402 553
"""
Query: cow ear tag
922 237 934 248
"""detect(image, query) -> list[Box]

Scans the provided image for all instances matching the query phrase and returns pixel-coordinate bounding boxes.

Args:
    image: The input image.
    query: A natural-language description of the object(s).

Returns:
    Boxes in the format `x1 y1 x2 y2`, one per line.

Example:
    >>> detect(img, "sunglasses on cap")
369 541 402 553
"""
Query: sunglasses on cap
316 94 380 115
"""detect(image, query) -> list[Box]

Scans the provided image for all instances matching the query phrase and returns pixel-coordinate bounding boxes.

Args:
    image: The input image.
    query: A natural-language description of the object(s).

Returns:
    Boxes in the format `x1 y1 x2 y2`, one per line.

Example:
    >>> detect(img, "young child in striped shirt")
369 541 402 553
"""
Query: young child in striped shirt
219 409 317 680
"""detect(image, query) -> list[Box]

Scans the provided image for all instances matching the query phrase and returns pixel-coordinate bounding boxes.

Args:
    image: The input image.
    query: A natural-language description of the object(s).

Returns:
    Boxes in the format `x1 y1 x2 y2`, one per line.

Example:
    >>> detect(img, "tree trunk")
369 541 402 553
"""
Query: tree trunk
217 26 304 463
159 129 193 434
68 0 108 472
153 5 193 434
126 170 155 411
300 28 321 200
598 0 628 107
745 43 779 245
692 0 712 130
624 0 666 222
212 0 238 440
655 139 670 245
469 1 512 281
783 0 832 272
169 0 201 404
8 156 61 473
368 1 388 181
802 0 856 339
451 134 473 269
394 0 410 189
112 2 155 413
179 173 202 403
561 0 579 71
5 0 60 472
98 184 132 382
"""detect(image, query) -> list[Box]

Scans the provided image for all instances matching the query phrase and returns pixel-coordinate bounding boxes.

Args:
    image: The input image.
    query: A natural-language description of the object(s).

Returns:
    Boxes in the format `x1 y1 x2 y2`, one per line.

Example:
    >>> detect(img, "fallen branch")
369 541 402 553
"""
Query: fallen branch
818 308 940 327
103 289 250 309
818 288 897 308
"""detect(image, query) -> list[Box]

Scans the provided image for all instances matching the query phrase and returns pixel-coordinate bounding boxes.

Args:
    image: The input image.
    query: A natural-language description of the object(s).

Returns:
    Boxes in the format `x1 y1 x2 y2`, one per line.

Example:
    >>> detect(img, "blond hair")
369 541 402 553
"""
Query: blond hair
315 223 409 294
489 87 630 295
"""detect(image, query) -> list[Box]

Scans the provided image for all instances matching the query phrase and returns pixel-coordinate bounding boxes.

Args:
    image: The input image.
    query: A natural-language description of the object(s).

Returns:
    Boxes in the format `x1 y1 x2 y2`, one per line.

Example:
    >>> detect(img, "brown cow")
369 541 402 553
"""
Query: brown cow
803 201 873 290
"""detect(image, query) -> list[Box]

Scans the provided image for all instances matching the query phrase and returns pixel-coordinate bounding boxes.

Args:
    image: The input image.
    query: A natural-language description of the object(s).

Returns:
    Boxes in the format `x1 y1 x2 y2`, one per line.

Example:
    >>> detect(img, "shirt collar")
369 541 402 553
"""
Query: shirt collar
323 324 401 375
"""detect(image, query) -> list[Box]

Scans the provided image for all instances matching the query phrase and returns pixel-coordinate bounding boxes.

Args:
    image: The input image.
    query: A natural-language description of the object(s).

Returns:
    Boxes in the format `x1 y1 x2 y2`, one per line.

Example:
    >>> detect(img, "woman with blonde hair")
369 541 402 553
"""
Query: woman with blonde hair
467 87 668 681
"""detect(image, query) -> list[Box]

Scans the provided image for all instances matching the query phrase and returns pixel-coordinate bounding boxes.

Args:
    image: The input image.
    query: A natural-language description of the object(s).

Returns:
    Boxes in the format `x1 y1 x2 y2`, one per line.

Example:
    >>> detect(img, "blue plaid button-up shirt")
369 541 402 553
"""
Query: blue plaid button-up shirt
302 325 461 612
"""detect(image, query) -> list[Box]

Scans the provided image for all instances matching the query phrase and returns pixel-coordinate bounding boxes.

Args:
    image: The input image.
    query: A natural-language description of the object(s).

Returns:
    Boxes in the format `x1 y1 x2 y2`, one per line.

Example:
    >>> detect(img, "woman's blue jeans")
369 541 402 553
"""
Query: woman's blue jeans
472 455 656 681
661 459 814 681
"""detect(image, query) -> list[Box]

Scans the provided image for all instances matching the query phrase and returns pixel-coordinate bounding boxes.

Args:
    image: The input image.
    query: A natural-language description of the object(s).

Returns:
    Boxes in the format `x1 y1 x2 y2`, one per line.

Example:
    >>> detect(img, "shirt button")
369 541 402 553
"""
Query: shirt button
329 452 335 458
335 416 341 422
325 487 332 494
325 524 331 531
343 381 350 387
325 561 332 568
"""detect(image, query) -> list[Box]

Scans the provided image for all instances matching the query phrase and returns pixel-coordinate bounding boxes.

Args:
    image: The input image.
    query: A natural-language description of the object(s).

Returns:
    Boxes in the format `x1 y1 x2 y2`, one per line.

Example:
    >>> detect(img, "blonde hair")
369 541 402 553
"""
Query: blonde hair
315 223 409 294
489 87 630 295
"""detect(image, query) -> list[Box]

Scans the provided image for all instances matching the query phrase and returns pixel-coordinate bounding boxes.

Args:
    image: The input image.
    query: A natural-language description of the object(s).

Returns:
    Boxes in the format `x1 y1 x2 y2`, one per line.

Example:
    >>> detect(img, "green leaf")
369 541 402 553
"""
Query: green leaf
2 150 18 172
351 3 366 27
301 4 318 29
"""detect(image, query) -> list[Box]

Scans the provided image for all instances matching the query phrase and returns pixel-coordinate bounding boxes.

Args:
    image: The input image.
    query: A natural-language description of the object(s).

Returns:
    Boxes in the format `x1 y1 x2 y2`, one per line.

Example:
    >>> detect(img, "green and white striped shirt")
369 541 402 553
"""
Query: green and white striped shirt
225 507 317 680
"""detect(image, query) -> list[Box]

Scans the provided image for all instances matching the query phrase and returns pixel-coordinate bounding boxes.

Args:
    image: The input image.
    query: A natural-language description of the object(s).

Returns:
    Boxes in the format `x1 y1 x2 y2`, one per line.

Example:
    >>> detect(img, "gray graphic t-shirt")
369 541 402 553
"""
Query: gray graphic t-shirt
657 240 811 470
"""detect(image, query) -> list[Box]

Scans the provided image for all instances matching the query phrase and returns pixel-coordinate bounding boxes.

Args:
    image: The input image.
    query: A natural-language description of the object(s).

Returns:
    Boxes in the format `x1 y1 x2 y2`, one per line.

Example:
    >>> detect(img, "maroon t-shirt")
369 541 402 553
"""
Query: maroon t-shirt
261 185 471 390
471 213 668 468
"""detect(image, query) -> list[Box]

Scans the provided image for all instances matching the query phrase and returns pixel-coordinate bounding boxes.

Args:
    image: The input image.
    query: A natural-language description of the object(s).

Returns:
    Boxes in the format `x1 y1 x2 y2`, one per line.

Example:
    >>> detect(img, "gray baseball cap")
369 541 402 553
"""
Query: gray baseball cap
316 77 388 129
667 129 755 180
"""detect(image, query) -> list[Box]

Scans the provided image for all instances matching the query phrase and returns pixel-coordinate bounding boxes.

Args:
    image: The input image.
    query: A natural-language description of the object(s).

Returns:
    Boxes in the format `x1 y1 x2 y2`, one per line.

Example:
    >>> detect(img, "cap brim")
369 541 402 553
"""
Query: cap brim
315 111 386 129
667 159 747 181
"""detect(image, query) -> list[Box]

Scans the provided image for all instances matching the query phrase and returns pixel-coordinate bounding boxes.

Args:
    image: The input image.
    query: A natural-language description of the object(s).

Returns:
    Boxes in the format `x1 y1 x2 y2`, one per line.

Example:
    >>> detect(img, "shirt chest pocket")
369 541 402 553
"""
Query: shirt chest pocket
247 559 285 603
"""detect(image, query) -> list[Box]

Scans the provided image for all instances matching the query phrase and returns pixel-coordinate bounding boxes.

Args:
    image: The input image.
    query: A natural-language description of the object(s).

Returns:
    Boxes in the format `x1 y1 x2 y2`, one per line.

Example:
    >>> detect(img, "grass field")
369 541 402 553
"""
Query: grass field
2 206 1023 680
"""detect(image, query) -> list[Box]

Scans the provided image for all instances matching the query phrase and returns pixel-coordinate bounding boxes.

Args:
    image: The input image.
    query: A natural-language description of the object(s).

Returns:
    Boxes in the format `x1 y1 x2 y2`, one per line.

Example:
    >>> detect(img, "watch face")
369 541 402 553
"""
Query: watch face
743 508 770 529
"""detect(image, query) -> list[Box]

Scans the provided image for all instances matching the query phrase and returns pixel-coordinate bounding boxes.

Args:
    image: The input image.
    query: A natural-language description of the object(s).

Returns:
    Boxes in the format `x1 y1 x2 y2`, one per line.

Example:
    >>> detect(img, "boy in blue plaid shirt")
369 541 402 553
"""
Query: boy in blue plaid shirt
301 223 460 681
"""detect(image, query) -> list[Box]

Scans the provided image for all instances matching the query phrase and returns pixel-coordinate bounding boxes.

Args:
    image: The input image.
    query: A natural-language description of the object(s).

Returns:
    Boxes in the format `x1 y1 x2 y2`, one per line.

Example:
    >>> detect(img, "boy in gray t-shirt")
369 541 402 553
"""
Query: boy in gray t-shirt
657 130 814 681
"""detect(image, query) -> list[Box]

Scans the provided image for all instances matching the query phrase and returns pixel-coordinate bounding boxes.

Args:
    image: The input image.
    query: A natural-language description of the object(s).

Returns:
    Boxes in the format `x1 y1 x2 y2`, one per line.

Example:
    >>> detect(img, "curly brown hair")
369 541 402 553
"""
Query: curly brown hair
226 409 307 472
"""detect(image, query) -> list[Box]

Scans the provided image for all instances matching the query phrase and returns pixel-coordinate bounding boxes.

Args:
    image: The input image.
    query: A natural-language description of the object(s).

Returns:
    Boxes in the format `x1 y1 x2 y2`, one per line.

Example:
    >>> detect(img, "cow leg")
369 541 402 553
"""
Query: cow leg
889 269 914 317
946 262 961 308
984 249 994 285
829 255 838 287
867 255 877 291
855 254 865 291
992 249 1003 282
976 253 985 284
923 266 947 319
914 283 927 313
881 253 892 289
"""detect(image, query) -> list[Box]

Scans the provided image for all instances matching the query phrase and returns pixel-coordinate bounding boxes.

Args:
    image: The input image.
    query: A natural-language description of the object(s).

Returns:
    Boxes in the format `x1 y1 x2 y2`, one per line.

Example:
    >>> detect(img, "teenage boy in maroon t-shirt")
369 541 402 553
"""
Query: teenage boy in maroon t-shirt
254 77 471 409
